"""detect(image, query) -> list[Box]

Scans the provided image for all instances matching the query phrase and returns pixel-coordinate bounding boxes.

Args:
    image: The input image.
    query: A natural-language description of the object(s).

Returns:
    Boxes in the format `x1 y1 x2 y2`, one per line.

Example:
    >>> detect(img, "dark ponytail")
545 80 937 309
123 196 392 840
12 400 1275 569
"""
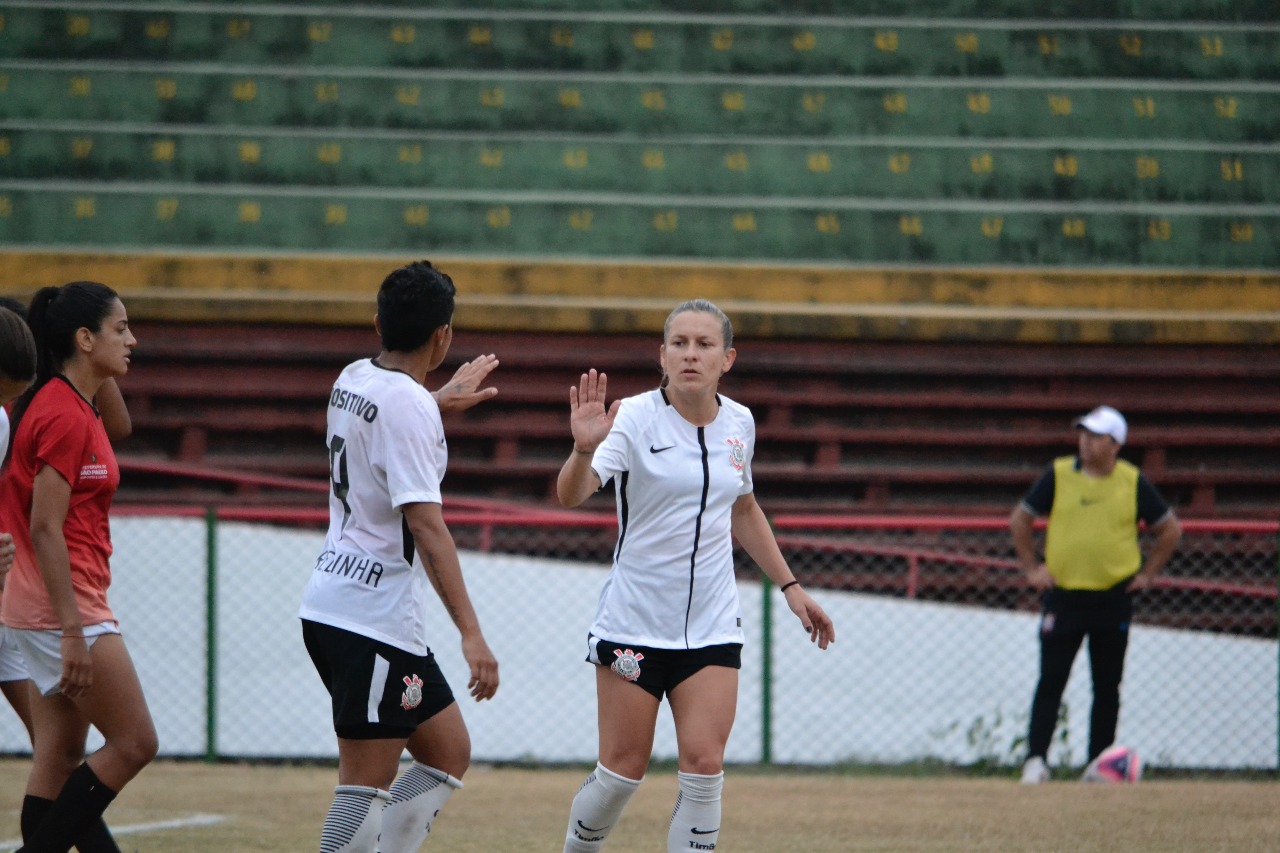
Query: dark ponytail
9 281 119 444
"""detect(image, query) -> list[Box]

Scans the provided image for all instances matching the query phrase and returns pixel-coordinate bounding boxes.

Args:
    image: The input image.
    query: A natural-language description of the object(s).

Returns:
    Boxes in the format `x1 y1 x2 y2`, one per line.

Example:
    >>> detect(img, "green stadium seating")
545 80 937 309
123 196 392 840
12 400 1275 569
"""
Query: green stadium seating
0 2 1276 270
1 184 1273 267
3 64 1276 144
111 0 1278 21
3 126 1274 206
3 7 1277 81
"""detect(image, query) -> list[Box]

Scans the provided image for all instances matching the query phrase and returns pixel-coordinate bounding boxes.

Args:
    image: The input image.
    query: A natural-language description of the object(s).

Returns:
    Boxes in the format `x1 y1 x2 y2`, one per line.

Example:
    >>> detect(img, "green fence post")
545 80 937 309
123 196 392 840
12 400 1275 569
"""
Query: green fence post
206 507 218 763
761 578 774 766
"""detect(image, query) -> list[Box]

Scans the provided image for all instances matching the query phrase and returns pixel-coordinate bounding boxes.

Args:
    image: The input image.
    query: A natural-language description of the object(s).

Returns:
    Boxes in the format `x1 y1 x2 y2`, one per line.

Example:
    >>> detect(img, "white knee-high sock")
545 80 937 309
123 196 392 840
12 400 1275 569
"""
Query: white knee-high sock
377 763 463 853
667 771 723 852
563 762 643 852
319 785 391 853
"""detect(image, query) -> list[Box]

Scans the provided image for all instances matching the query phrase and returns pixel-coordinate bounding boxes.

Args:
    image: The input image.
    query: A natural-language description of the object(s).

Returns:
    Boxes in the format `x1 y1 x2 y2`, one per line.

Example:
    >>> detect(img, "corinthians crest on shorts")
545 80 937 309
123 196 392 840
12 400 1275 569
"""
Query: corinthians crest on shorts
612 648 644 681
401 673 424 709
726 436 746 471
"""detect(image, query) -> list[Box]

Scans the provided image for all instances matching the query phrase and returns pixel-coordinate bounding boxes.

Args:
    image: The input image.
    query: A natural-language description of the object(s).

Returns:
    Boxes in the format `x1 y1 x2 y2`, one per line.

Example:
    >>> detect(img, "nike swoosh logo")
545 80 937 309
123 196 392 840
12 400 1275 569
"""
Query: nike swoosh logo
1080 498 1101 506
578 821 609 833
691 827 720 834
650 444 676 453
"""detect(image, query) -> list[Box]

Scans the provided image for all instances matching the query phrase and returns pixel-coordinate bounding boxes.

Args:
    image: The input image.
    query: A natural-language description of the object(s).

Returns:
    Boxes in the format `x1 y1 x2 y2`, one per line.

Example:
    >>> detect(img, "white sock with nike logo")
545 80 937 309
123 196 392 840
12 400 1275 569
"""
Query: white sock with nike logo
668 770 723 852
563 762 642 852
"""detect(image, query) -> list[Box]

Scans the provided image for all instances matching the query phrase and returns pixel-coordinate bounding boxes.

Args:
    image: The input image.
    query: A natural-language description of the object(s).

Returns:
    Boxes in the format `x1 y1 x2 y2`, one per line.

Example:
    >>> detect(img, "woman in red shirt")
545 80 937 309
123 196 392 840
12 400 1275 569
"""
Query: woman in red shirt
0 304 38 748
1 281 156 852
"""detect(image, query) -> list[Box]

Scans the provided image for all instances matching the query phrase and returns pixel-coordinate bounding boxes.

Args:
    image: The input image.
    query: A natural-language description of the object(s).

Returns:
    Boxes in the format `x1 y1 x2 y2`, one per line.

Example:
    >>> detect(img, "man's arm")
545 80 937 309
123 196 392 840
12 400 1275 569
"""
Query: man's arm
1128 514 1182 592
1010 505 1053 590
402 501 499 700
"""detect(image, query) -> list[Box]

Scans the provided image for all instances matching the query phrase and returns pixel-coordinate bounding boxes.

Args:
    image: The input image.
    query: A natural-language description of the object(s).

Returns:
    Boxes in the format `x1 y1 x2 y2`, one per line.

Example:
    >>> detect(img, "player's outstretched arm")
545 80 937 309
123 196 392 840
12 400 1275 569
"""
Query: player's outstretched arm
731 493 835 649
433 353 499 414
557 369 618 507
404 501 499 701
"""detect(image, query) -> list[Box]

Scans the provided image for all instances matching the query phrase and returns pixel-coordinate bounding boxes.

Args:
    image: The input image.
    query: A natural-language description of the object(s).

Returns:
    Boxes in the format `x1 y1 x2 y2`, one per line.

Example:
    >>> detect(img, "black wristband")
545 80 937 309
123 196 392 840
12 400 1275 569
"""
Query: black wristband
779 580 800 593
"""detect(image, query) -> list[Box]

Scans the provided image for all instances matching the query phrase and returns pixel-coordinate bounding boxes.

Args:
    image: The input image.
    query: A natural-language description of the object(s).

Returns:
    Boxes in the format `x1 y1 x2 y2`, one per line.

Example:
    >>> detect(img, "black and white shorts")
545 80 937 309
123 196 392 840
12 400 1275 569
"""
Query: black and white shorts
302 620 455 740
587 634 742 700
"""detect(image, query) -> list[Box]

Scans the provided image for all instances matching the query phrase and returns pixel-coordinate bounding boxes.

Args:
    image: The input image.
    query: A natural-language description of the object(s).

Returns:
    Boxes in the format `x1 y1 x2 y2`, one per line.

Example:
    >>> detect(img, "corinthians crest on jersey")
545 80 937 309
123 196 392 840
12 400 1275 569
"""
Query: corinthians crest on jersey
726 436 746 471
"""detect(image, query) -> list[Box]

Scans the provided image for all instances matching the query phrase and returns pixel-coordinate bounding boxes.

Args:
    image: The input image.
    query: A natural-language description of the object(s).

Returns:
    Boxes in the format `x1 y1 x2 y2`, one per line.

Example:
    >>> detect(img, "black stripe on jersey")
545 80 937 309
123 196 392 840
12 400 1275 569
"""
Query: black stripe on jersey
401 515 414 565
684 426 711 649
614 471 630 564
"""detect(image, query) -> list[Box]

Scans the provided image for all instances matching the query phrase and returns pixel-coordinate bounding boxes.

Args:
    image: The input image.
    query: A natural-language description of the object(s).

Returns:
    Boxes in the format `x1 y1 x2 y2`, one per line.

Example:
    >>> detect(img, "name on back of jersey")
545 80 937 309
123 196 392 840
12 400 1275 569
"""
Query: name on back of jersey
330 387 379 423
314 549 384 587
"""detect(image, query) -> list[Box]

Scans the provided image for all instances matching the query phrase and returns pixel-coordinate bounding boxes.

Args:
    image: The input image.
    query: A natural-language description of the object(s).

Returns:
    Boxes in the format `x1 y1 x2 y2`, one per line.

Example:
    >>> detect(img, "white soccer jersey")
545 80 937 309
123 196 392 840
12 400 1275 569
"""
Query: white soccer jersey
589 388 755 649
299 358 447 656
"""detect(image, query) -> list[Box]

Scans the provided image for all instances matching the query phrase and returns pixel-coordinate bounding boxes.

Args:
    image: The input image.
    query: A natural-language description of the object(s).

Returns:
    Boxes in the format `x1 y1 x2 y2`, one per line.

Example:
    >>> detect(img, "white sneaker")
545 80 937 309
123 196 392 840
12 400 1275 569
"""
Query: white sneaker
1020 756 1049 785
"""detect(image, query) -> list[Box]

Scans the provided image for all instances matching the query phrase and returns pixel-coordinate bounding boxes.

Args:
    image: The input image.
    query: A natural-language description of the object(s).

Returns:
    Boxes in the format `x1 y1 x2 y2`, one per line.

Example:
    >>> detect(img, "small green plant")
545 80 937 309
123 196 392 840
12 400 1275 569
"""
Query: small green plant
931 702 1073 774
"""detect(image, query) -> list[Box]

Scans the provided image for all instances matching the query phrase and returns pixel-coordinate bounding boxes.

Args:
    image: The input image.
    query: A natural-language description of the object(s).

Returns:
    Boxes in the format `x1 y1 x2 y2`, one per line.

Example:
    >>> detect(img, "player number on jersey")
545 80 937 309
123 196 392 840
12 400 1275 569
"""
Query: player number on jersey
329 435 352 532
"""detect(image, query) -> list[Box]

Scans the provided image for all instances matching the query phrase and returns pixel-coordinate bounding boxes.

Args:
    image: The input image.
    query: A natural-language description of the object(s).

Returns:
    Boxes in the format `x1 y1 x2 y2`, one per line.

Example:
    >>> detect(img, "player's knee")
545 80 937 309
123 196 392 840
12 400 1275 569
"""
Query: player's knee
679 748 725 777
115 722 159 772
46 744 86 778
408 732 470 779
437 751 470 780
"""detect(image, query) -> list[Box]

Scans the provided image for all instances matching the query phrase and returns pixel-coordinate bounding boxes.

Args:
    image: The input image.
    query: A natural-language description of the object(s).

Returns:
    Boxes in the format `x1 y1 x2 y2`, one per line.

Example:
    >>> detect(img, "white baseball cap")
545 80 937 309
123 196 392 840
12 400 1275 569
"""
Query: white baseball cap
1075 405 1127 444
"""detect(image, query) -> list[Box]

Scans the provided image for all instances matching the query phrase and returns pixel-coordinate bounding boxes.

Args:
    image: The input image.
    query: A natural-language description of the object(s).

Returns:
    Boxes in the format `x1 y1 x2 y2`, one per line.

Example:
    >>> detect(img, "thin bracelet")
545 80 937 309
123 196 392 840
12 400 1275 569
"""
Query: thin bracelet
572 445 594 455
779 580 800 593
60 634 85 639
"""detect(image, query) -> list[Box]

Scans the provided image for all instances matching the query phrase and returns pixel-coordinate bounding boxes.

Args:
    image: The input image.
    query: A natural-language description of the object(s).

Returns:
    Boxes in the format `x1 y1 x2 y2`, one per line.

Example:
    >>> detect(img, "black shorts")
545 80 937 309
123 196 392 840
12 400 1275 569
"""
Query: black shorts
1041 583 1134 638
587 634 742 700
302 619 455 740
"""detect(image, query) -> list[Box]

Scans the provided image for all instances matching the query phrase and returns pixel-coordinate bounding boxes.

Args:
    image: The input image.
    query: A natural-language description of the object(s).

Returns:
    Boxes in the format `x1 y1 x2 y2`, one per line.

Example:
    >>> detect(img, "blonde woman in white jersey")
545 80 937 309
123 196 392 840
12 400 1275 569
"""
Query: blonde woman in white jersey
557 299 835 853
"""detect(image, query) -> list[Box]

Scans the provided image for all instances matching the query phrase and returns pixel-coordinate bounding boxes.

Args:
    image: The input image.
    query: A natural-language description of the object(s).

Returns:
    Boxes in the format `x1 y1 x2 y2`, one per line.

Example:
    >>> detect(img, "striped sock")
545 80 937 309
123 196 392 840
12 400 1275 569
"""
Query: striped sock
319 785 391 853
378 763 462 853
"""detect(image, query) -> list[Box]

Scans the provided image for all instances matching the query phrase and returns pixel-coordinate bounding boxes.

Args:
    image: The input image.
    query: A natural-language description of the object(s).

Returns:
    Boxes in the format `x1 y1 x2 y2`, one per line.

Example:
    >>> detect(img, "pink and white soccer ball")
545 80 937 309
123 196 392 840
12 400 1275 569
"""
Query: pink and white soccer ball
1083 745 1142 783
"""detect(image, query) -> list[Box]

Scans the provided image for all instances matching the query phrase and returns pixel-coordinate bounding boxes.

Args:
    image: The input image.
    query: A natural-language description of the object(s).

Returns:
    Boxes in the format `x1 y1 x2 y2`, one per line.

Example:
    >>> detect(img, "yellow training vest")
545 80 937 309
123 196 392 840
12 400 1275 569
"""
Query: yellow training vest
1044 456 1142 590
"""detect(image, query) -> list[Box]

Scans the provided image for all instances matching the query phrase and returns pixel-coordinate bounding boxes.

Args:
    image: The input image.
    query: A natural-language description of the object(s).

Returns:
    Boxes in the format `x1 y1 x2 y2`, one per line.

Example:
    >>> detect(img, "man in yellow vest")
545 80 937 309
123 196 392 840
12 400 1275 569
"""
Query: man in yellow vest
1010 405 1181 784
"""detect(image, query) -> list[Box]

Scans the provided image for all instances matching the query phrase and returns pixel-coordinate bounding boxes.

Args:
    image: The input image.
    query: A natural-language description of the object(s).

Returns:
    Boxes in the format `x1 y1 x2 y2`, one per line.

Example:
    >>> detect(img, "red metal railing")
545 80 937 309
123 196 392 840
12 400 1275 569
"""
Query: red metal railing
112 502 1276 604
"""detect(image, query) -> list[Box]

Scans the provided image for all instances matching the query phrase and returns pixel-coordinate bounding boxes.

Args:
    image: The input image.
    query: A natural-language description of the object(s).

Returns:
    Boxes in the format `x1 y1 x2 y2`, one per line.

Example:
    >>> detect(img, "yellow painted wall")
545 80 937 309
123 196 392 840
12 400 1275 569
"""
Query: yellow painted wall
2 251 1278 343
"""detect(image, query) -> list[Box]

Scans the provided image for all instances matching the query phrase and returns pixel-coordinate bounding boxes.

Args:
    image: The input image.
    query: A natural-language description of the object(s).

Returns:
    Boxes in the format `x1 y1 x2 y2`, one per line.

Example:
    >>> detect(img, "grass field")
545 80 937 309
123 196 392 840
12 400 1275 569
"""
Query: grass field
0 759 1276 852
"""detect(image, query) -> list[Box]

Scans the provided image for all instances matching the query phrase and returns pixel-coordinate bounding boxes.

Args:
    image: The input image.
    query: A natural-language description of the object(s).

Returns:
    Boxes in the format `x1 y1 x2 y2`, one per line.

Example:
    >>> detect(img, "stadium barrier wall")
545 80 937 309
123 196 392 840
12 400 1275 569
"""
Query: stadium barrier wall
0 507 1271 772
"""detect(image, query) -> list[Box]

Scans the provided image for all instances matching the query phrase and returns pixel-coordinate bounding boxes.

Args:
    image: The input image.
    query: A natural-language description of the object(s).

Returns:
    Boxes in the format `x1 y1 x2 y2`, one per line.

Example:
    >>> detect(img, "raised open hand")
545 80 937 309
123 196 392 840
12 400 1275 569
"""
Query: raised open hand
569 368 620 452
435 353 499 413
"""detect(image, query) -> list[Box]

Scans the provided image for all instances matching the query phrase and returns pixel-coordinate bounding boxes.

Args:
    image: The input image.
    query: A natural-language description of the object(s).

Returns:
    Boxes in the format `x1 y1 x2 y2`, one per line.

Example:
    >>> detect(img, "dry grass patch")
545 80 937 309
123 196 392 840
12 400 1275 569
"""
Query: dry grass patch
0 759 1274 852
